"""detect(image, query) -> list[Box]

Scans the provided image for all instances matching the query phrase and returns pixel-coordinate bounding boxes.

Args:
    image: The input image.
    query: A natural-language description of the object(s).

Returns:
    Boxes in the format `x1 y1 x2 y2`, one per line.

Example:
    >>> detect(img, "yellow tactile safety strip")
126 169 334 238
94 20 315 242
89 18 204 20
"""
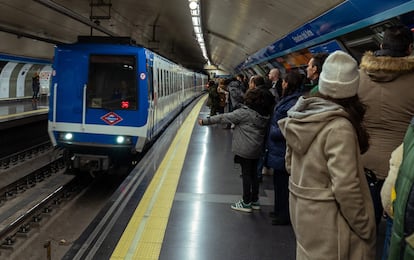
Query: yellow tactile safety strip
111 95 207 260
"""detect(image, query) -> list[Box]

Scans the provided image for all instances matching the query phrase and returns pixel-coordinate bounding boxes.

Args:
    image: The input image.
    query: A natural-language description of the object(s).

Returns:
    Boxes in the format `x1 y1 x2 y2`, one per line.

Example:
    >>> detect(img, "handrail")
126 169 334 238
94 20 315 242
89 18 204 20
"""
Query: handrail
82 84 87 130
52 83 57 127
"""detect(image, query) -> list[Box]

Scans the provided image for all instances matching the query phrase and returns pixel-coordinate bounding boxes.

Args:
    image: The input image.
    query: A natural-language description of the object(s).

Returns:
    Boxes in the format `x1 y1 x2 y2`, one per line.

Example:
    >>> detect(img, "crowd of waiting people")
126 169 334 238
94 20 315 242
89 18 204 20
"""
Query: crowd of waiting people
200 25 414 260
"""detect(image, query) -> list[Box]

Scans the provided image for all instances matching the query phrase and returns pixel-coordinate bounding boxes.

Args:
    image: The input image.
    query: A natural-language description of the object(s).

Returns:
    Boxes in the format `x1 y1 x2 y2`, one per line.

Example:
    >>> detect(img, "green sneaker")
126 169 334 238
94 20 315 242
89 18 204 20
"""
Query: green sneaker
251 201 261 210
231 200 252 213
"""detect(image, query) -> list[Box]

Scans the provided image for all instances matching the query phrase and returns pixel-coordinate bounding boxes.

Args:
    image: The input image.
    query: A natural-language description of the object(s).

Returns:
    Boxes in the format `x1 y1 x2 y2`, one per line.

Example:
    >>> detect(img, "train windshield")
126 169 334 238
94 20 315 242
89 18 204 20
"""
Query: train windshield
87 55 137 110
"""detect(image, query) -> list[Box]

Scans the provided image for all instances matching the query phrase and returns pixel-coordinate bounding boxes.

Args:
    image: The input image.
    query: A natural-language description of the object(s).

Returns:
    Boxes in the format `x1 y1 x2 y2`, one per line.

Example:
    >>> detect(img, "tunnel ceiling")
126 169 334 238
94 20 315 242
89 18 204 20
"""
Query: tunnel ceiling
0 0 343 72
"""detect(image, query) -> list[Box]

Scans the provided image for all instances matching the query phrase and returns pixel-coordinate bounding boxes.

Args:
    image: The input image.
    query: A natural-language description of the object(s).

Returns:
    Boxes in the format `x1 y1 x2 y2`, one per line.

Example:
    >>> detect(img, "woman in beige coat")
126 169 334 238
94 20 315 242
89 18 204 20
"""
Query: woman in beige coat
278 51 376 259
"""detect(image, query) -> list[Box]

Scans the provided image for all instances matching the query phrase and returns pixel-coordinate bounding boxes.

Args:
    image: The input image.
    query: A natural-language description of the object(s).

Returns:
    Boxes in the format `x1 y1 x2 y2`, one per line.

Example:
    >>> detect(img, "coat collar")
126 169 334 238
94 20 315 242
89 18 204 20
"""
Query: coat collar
360 51 414 72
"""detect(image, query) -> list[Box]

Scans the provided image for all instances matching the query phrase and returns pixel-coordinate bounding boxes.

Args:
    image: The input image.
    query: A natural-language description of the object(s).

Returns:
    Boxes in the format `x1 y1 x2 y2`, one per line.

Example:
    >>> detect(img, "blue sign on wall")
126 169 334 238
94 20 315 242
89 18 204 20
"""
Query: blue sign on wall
309 40 343 54
238 0 414 70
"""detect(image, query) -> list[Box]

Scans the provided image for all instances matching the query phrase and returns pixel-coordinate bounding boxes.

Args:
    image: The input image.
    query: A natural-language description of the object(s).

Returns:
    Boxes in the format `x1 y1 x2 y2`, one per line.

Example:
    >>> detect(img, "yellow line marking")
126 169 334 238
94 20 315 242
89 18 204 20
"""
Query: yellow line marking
111 96 207 260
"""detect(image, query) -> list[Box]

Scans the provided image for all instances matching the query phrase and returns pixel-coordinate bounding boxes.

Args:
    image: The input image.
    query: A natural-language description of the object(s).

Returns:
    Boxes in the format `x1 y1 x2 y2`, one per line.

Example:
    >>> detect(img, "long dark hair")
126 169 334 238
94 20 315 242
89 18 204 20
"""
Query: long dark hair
313 93 370 154
282 71 302 97
244 87 273 116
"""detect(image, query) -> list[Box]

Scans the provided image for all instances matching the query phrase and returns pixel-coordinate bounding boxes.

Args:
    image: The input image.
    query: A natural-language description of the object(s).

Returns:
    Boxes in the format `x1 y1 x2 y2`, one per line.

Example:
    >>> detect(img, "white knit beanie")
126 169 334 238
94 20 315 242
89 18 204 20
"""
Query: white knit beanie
318 50 359 99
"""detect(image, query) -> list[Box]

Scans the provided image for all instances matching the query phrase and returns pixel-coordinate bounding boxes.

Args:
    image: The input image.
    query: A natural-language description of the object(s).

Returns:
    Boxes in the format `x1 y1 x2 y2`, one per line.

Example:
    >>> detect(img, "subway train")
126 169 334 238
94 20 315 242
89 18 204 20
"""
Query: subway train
47 36 207 173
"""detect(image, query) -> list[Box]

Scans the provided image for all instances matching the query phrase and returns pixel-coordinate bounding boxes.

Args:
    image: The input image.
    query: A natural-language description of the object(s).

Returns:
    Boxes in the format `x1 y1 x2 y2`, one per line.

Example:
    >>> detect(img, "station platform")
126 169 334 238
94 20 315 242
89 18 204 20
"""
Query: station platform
62 95 386 260
0 98 48 129
62 95 295 260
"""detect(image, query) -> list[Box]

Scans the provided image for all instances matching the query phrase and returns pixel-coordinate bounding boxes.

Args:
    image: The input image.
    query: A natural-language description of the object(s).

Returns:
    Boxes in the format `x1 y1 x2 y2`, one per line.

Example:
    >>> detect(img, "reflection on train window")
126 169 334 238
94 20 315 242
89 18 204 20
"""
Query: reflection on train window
88 55 137 110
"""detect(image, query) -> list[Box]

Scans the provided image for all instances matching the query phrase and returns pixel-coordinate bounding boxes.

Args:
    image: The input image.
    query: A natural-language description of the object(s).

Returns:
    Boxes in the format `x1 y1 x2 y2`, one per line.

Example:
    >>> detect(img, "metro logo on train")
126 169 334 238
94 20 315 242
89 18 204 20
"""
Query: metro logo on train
101 112 123 125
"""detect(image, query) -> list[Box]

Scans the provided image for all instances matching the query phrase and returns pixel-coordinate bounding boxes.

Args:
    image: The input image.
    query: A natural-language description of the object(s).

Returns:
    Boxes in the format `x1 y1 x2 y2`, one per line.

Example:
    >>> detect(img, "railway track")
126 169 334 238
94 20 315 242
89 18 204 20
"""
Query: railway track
0 142 131 259
0 143 88 259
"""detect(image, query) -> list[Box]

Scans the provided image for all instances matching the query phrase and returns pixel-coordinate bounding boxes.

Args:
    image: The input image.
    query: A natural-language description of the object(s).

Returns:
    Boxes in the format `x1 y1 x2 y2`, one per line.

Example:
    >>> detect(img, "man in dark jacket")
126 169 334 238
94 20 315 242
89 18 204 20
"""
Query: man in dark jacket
268 68 282 101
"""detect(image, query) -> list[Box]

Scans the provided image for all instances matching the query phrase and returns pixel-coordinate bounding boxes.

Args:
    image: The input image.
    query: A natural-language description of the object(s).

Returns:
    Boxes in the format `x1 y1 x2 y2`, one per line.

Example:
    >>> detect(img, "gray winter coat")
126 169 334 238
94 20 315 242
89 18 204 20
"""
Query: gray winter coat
201 105 269 159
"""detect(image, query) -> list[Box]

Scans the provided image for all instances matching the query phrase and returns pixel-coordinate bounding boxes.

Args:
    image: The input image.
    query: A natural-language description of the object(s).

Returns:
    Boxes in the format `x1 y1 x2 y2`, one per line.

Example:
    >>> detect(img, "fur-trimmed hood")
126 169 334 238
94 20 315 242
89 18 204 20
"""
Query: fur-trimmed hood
360 51 414 82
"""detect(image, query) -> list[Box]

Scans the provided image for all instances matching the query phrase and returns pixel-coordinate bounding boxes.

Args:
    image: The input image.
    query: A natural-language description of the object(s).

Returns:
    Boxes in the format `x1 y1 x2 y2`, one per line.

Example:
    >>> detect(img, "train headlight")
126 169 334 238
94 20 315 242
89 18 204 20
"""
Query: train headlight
116 136 125 144
63 133 73 141
116 136 131 144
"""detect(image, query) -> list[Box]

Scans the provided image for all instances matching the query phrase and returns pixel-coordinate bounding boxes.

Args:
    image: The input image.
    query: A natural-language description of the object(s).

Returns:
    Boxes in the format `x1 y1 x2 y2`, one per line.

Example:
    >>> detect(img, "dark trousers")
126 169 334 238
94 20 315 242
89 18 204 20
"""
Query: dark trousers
273 168 290 221
209 106 217 116
256 153 265 179
32 90 39 100
239 156 259 204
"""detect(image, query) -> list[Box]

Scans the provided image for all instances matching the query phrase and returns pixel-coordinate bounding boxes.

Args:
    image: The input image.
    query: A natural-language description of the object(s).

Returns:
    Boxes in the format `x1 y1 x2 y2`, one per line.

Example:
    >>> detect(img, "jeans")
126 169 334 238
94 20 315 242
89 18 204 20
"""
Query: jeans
365 169 385 227
382 216 393 260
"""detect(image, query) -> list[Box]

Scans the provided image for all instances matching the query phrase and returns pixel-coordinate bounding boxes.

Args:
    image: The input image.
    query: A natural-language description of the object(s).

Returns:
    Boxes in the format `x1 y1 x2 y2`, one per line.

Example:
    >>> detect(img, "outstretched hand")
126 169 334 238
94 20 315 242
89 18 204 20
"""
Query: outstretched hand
198 119 203 125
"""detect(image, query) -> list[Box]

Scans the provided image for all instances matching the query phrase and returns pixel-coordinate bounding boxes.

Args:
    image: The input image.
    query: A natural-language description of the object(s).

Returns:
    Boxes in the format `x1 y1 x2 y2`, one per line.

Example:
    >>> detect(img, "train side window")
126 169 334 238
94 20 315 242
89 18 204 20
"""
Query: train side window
174 72 177 93
164 69 167 96
147 61 154 100
88 55 137 110
171 71 174 93
171 71 173 94
165 69 169 96
158 68 162 97
156 67 160 97
176 73 179 93
161 69 164 97
158 69 161 97
166 70 170 96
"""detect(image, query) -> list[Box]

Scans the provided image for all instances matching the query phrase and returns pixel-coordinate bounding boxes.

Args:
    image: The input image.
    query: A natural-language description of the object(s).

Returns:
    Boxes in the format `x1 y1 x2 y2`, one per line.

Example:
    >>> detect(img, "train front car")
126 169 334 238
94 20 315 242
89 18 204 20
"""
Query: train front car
48 37 149 173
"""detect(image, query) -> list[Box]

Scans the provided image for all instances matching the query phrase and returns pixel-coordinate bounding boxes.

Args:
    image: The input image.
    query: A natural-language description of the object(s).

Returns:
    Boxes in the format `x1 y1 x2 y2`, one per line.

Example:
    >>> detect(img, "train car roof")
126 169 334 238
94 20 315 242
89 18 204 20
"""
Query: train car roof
76 36 138 46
